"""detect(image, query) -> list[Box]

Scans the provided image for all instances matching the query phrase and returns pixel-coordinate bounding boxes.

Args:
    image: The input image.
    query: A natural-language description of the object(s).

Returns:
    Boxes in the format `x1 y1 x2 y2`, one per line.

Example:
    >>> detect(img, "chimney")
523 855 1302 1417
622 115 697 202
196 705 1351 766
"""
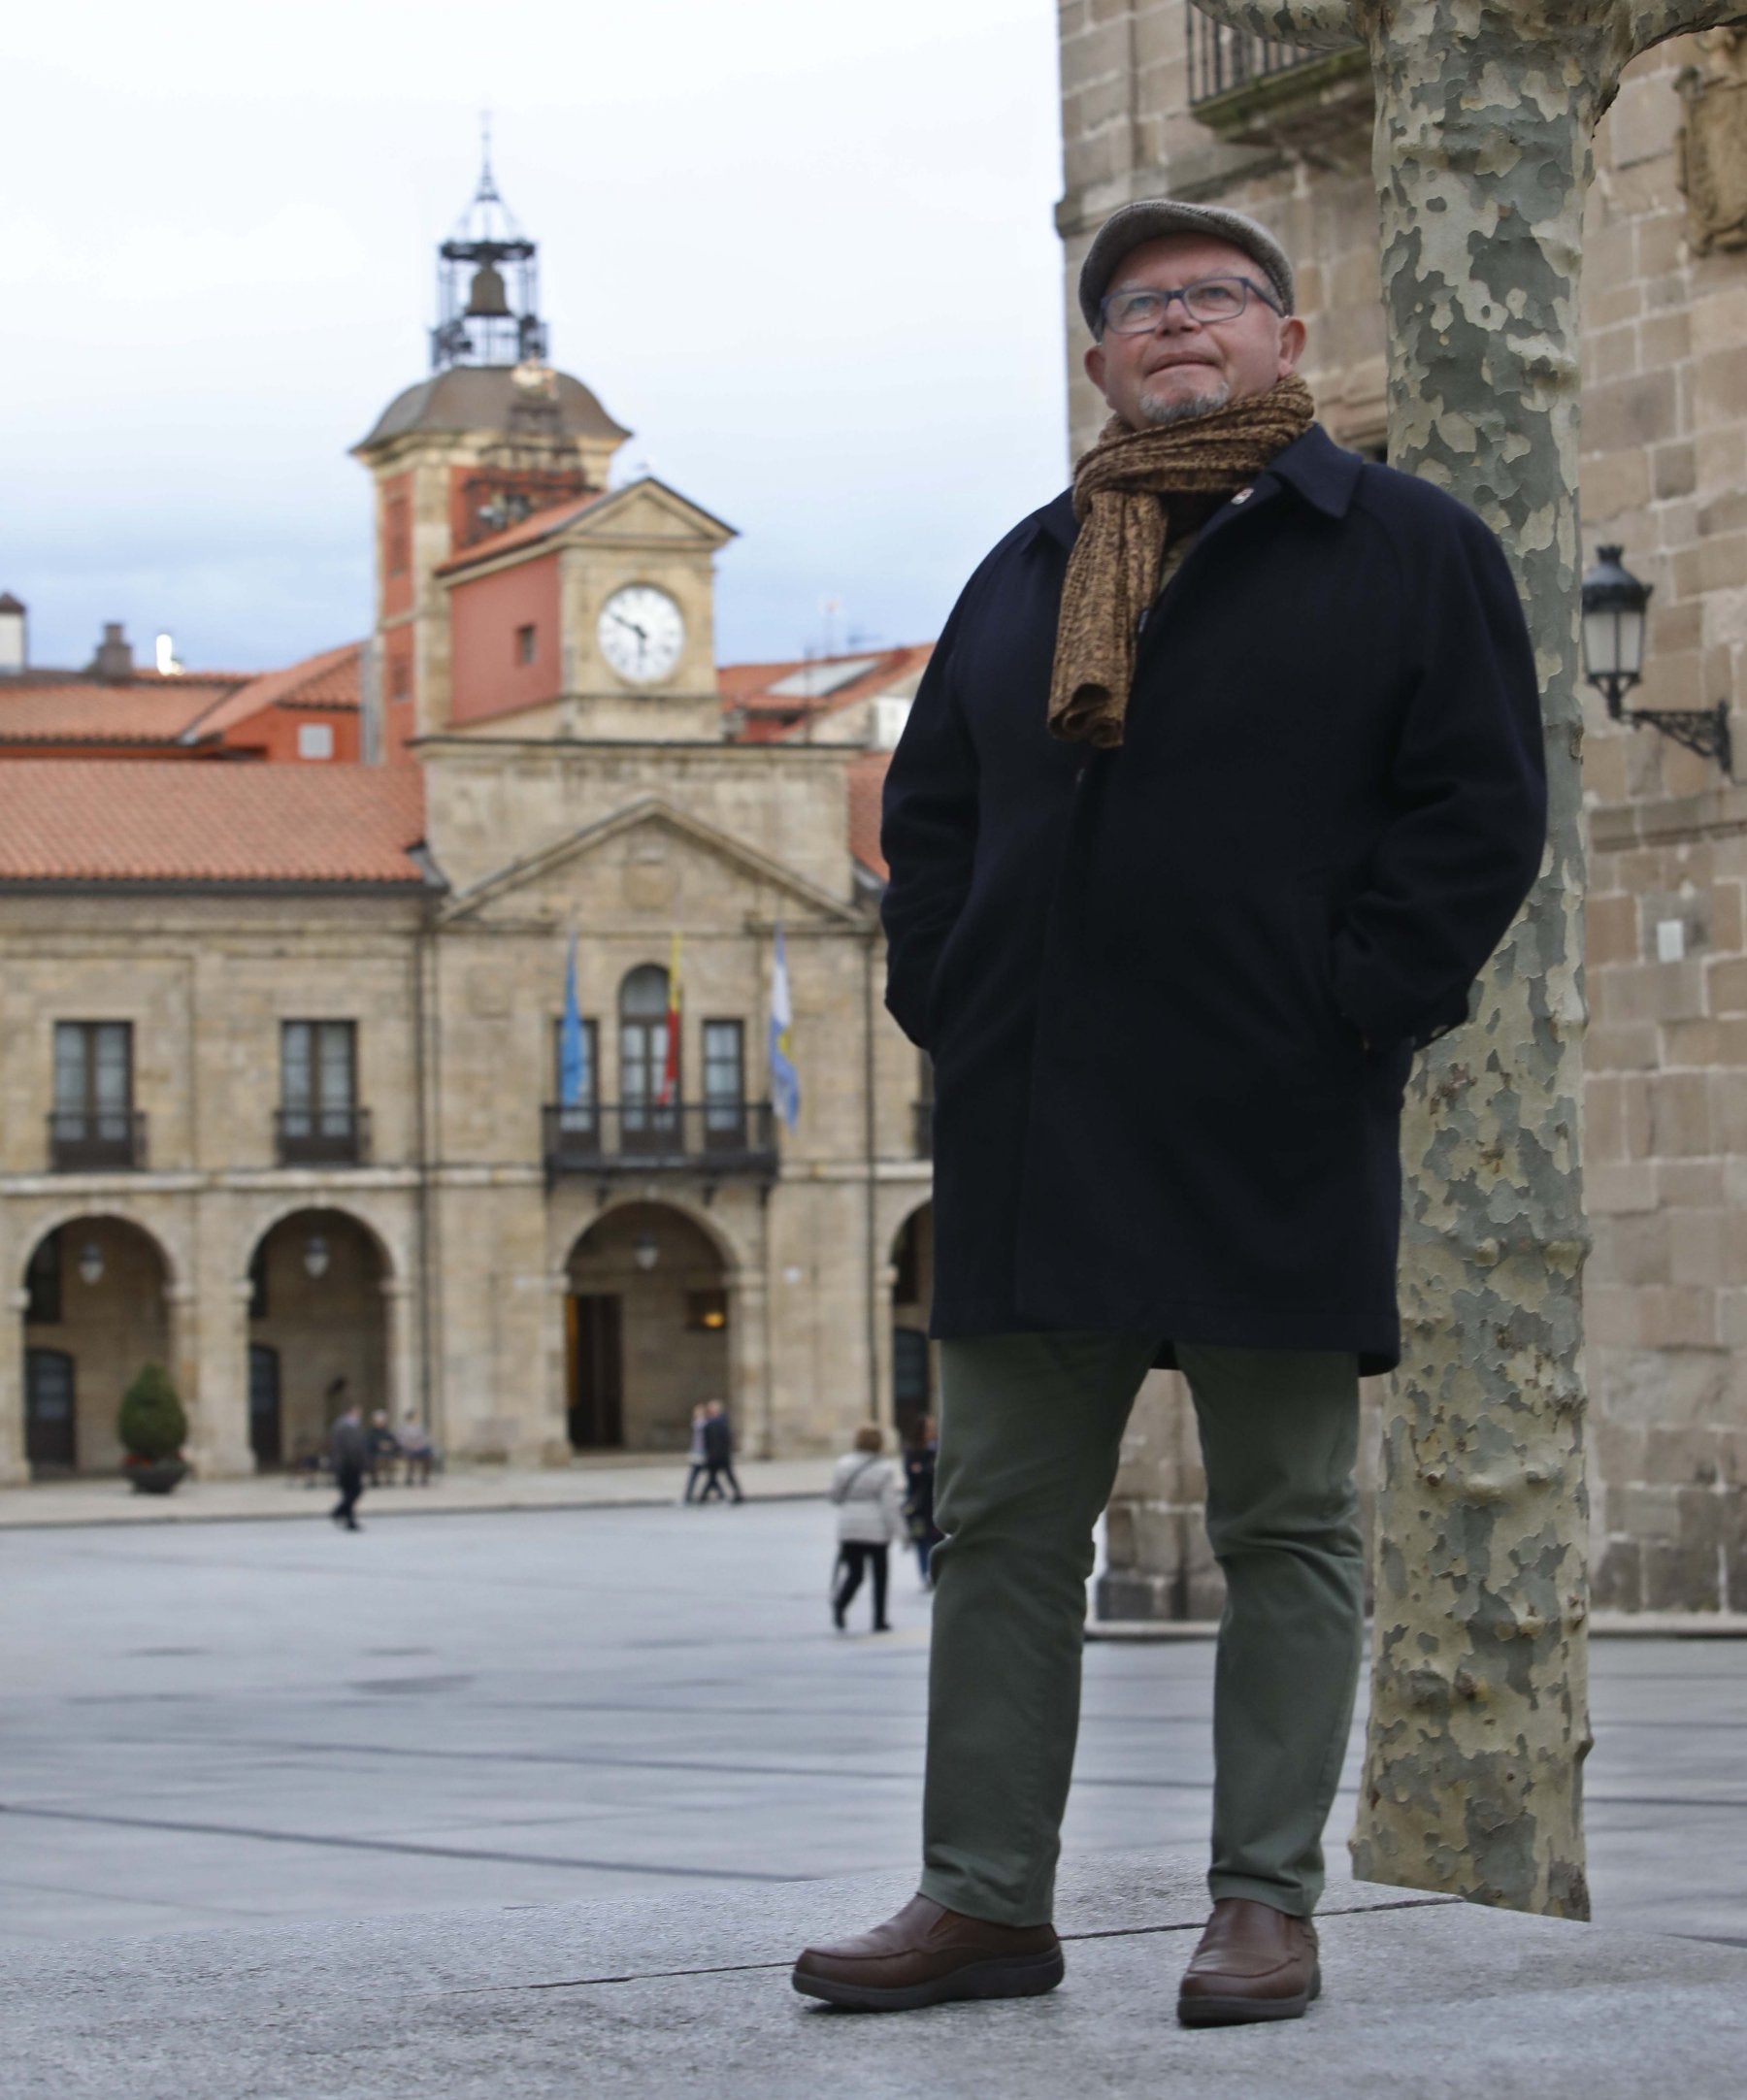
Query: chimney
0 593 24 674
92 621 134 682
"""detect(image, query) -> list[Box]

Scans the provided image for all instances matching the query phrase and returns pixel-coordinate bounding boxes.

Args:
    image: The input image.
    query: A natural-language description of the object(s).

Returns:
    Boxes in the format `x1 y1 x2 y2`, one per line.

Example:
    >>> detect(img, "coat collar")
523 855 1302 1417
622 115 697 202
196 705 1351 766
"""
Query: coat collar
1031 420 1363 551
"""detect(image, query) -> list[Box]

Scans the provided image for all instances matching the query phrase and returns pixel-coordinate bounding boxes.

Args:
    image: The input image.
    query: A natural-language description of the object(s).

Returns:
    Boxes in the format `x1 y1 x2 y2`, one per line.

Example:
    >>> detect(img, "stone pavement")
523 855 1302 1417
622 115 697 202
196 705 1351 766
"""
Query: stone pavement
0 1454 836 1528
3 1848 1744 2099
5 1503 1746 1952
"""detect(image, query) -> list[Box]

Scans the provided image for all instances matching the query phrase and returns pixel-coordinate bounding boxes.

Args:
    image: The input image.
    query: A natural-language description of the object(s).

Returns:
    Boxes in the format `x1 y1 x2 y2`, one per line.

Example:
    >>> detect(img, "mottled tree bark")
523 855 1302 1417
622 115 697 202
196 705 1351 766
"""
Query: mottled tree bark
1188 0 1747 1917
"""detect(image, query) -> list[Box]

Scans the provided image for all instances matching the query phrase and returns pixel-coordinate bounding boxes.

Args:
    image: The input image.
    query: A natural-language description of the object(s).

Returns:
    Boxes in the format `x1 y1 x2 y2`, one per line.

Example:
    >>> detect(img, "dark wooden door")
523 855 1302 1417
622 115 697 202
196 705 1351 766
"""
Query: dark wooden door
248 1342 283 1468
570 1294 624 1448
24 1348 76 1474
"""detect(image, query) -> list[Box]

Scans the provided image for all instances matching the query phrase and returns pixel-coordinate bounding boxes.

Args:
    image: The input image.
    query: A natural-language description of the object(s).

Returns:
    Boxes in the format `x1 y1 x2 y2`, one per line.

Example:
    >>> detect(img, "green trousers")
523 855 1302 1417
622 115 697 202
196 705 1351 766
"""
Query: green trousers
918 1332 1363 1927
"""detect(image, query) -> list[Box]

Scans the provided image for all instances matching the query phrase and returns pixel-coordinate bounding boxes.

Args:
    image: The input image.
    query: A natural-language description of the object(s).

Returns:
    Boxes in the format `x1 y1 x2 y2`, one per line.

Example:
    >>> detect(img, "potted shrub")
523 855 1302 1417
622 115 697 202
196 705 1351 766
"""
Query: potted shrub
118 1362 189 1494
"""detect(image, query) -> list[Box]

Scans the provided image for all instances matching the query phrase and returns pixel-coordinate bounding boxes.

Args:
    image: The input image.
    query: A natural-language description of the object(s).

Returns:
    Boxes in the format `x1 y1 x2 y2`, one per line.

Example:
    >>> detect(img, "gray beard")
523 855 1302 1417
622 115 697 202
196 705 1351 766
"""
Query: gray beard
1135 381 1232 428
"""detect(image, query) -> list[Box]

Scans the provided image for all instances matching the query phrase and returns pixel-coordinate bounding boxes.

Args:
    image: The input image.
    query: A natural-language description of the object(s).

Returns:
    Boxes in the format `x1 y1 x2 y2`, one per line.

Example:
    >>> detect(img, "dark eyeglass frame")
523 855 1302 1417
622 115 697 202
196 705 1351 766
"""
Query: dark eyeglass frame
1099 275 1284 337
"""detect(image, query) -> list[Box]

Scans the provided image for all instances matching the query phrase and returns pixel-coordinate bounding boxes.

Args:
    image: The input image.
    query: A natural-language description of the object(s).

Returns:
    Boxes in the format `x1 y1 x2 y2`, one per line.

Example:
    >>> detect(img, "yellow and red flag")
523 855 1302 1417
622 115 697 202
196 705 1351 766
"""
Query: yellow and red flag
658 931 682 1105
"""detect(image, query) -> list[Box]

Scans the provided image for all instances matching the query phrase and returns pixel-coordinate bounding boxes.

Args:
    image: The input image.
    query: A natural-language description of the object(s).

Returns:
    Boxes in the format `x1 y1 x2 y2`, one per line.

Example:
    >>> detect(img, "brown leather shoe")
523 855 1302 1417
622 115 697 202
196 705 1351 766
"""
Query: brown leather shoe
792 1893 1064 2011
1176 1897 1320 2026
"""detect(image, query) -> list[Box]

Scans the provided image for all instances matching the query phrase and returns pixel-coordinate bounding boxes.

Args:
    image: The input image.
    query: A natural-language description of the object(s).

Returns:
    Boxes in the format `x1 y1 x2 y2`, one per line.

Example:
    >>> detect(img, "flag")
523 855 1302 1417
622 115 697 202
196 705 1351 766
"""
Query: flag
658 930 682 1106
558 927 585 1108
770 921 800 1131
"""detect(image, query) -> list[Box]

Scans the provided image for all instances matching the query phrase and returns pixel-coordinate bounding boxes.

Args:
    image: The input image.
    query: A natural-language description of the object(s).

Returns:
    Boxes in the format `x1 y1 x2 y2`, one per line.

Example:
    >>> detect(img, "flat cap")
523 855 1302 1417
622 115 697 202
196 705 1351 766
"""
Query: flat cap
1078 201 1296 334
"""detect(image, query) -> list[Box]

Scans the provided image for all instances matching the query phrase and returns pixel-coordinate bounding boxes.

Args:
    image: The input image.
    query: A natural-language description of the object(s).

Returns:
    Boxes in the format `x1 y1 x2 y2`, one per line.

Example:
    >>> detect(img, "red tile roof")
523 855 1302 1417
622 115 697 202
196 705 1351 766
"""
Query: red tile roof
0 673 245 746
847 748 891 881
719 644 932 743
195 640 362 740
434 491 611 576
0 762 428 886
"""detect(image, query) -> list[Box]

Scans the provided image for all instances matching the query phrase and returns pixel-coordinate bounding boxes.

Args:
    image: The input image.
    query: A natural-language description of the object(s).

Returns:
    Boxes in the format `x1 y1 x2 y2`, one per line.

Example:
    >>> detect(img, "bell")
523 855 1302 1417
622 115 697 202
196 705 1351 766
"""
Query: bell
465 263 511 317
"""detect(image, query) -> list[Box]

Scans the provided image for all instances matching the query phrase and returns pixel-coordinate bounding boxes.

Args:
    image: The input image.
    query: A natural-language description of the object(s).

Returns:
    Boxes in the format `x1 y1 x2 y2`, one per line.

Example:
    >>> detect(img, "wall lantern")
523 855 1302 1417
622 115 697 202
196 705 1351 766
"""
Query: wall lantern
78 1240 104 1286
1581 543 1731 774
304 1232 331 1280
633 1228 660 1273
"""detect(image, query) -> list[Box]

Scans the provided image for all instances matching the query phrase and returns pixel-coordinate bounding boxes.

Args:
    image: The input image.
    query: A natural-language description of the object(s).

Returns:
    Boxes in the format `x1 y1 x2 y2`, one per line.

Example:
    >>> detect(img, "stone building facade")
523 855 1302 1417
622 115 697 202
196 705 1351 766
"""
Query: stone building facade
0 168 936 1486
1059 5 1747 1614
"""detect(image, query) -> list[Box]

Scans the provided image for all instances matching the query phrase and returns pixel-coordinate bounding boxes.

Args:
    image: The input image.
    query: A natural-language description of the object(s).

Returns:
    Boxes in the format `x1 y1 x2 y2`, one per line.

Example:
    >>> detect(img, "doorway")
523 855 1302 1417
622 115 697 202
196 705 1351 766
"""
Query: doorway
24 1348 76 1474
568 1294 624 1448
248 1343 283 1469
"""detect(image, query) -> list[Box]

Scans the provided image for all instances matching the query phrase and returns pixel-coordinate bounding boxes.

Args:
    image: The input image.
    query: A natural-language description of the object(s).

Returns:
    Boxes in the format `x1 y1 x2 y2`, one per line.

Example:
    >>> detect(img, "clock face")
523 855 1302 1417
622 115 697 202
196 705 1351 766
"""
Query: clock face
598 585 685 687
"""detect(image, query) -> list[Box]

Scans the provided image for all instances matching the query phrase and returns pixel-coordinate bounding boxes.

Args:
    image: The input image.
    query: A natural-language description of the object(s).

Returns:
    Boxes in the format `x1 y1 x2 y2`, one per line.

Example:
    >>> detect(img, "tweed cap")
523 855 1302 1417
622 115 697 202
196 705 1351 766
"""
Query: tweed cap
1078 201 1296 334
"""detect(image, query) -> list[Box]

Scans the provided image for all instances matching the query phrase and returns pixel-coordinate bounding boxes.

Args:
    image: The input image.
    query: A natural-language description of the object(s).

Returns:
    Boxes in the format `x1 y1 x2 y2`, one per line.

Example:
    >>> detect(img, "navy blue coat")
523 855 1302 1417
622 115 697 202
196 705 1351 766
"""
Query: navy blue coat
881 425 1546 1374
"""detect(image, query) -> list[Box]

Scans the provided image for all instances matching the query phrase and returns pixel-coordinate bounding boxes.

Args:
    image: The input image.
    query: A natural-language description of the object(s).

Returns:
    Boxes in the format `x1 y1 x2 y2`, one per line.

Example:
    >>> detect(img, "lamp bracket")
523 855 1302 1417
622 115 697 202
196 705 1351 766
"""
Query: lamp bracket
1622 702 1732 777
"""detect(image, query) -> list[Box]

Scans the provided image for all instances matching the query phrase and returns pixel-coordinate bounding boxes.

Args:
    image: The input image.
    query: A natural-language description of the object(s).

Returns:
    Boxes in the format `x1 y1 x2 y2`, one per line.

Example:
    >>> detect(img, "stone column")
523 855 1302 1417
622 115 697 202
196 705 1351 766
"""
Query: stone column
535 1267 573 1467
733 1266 774 1460
381 1276 417 1425
0 1287 29 1487
873 1259 900 1433
1097 1371 1225 1624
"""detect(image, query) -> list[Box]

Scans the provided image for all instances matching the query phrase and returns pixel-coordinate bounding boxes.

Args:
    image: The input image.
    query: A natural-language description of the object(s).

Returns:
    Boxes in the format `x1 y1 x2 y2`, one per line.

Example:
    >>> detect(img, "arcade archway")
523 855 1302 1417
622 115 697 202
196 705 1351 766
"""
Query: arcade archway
246 1208 389 1469
19 1217 172 1477
565 1201 731 1452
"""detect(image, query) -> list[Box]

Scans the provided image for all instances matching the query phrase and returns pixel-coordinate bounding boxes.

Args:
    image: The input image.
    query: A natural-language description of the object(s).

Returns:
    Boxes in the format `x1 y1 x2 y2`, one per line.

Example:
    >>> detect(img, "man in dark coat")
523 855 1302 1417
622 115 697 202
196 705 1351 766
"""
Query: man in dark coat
793 201 1546 2024
329 1388 368 1532
698 1398 743 1503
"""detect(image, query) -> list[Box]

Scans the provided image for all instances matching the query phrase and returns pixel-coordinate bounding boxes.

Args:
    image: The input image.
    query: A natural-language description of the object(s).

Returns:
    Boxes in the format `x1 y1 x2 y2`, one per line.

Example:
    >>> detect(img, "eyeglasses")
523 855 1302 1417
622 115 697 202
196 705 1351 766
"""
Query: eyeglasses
1100 276 1282 336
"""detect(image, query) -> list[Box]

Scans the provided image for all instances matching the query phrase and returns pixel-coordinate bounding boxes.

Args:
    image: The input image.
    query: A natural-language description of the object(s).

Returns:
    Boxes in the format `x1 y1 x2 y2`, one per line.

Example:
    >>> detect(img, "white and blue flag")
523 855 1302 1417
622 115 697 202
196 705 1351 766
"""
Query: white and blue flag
559 928 585 1108
769 922 800 1131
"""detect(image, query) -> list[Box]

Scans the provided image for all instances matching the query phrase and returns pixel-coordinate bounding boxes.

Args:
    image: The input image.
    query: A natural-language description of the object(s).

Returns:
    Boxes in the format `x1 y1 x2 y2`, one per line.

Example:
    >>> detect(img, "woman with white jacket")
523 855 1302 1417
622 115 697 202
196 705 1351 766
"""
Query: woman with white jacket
830 1424 906 1633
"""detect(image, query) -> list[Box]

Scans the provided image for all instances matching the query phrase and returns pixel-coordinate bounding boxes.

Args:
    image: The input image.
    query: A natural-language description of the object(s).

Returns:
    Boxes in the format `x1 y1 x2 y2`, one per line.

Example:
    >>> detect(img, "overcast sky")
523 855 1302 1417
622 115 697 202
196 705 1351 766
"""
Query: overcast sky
2 0 1066 675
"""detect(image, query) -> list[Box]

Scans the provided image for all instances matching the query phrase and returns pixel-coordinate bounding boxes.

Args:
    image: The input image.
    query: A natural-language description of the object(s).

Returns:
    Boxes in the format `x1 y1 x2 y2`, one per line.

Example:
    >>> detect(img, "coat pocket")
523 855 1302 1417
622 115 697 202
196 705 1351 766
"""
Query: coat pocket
1293 880 1364 1070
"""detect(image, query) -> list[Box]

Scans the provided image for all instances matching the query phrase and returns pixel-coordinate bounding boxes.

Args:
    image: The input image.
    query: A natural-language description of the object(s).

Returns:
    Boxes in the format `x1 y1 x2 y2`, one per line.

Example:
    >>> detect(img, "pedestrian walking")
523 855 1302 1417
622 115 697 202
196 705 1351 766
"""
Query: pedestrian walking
830 1425 906 1633
902 1417 941 1587
698 1398 743 1503
792 200 1544 2023
328 1387 368 1533
680 1403 709 1504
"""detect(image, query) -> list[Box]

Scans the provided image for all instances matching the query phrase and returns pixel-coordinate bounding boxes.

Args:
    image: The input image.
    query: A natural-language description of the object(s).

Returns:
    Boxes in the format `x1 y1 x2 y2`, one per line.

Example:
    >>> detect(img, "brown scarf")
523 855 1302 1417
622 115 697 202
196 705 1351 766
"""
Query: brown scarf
1047 375 1316 748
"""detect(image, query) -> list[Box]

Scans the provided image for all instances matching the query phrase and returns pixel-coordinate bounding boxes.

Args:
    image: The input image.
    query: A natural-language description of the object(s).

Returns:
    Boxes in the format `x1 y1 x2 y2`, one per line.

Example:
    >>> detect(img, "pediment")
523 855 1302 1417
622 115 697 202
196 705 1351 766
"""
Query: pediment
440 795 860 929
562 477 737 550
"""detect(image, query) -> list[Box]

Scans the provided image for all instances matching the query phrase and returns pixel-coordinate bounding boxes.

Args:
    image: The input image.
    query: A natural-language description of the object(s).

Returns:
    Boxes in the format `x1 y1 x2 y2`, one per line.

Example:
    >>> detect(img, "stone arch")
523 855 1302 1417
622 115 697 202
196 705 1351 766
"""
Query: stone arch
19 1203 184 1295
243 1205 393 1470
561 1198 735 1453
17 1212 177 1477
237 1196 400 1291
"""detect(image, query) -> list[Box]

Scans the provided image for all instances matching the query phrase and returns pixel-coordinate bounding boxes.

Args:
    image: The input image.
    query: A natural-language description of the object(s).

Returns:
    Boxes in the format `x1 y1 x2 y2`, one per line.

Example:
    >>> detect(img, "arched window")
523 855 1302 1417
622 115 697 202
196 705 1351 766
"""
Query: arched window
619 965 676 1141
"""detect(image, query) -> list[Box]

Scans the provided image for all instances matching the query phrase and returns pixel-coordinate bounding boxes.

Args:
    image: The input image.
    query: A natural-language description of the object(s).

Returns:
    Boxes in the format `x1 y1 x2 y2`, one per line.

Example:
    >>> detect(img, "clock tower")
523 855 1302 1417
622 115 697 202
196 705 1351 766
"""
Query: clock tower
352 143 632 755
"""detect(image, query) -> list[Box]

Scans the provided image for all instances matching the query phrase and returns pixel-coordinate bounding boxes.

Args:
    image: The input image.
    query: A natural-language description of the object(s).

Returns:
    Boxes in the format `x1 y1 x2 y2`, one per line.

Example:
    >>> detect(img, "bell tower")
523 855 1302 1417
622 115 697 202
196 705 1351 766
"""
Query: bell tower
353 132 629 757
429 120 546 375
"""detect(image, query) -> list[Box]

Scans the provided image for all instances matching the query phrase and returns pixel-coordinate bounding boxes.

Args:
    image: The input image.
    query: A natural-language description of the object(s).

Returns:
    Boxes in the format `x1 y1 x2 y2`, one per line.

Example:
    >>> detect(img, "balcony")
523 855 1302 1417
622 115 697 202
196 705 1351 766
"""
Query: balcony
544 1101 778 1186
1185 6 1369 161
276 1106 373 1166
49 1110 147 1172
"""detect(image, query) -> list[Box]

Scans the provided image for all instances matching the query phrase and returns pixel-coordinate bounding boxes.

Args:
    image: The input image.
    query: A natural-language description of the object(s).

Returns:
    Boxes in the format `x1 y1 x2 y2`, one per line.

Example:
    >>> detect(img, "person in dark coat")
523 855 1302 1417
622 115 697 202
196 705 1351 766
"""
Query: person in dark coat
698 1398 743 1503
793 200 1546 2025
902 1417 941 1586
328 1385 367 1532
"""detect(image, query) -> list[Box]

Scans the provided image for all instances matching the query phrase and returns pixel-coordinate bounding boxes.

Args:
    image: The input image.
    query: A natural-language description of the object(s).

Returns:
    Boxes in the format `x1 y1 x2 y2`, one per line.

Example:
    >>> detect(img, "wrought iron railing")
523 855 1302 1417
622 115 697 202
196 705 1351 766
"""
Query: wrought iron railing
276 1105 373 1166
48 1109 147 1171
543 1101 778 1181
1186 6 1361 109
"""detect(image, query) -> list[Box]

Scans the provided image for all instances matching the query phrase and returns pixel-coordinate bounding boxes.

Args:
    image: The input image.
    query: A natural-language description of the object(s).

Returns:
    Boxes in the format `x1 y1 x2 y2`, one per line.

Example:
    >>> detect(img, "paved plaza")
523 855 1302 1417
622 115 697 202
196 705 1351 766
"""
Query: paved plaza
3 1497 1745 1949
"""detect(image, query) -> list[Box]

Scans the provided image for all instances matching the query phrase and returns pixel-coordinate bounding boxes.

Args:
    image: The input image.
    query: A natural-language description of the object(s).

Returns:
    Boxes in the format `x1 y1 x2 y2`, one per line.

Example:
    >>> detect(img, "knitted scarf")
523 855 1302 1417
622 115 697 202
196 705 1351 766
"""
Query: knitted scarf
1047 374 1316 748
